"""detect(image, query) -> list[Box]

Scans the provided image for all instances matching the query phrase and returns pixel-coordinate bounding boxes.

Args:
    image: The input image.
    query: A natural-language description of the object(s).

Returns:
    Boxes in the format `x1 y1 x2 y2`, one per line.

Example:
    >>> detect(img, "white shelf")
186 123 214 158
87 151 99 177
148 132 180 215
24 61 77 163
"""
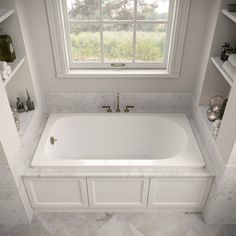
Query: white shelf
222 9 236 23
3 57 25 87
0 9 14 23
211 57 233 87
18 110 36 138
199 106 218 140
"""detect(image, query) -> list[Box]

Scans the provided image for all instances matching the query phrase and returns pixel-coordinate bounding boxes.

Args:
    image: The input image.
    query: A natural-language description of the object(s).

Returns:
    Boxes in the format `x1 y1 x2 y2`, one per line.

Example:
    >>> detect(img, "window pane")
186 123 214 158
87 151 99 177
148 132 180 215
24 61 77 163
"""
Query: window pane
70 24 101 61
66 0 99 20
137 0 169 21
102 0 134 20
136 24 166 62
103 24 133 62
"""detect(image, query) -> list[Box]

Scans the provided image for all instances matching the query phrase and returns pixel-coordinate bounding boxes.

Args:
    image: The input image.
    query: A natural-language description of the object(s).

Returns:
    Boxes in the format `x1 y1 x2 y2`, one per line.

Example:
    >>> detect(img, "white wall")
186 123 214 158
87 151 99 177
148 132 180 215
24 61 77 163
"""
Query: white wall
18 0 211 93
228 141 236 166
0 79 19 165
194 0 222 103
0 143 7 166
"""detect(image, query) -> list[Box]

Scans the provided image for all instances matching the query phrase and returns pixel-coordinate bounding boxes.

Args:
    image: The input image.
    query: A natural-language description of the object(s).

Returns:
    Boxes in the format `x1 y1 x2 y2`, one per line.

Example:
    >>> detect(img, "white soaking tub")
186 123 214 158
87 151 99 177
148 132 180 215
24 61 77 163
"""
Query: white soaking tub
31 113 205 168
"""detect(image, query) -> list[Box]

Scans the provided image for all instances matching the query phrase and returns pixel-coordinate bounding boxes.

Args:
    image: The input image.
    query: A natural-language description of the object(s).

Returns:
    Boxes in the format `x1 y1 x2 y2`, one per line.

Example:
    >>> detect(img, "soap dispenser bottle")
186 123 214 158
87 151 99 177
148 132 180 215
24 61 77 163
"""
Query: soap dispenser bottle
26 89 35 111
0 29 16 62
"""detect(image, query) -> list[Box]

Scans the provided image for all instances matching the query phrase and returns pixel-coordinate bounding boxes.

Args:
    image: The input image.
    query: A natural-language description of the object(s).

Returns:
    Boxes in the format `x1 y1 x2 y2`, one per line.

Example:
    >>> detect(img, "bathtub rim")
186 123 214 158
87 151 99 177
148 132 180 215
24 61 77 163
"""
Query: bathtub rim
31 113 205 169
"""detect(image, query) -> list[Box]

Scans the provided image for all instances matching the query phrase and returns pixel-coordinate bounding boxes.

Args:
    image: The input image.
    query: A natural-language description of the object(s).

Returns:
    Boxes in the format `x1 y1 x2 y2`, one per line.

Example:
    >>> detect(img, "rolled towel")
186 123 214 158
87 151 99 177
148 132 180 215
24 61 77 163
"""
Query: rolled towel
229 54 236 68
223 61 236 80
1 70 9 81
0 61 8 71
5 65 11 75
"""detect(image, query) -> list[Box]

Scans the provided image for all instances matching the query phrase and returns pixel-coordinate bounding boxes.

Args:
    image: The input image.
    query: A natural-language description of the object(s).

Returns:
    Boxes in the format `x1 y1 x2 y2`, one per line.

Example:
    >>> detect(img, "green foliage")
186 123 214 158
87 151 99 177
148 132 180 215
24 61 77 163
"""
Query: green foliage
103 32 133 61
67 0 169 21
71 32 101 61
67 0 168 62
68 0 99 20
71 31 165 62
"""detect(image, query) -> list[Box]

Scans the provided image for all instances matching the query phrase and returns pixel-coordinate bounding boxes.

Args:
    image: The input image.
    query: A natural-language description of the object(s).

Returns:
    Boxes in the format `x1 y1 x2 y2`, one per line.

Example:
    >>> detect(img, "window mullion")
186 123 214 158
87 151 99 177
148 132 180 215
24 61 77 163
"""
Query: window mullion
133 0 137 63
99 0 104 63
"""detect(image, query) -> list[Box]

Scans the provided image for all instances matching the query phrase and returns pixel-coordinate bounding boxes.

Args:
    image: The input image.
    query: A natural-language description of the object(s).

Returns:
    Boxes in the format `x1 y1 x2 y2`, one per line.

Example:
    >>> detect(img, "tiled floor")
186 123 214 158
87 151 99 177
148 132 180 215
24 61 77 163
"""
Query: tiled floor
0 212 236 236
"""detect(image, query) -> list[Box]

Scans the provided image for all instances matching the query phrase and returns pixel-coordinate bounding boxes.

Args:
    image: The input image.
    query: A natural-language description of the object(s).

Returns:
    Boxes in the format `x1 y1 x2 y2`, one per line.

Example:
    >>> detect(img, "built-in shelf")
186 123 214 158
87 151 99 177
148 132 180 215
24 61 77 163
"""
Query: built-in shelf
199 106 218 140
222 9 236 23
3 57 25 87
0 9 14 23
211 57 233 87
18 110 36 138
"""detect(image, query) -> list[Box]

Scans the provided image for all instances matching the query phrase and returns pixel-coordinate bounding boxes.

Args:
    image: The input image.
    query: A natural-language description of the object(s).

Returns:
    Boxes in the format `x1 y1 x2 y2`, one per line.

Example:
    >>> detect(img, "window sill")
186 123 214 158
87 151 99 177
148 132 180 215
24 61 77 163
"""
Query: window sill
57 69 179 79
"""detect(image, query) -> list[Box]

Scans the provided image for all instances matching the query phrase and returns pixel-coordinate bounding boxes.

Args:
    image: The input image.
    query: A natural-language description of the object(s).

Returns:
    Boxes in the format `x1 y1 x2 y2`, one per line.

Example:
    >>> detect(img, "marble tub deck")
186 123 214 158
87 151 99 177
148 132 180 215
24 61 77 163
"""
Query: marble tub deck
1 212 236 236
23 112 215 178
18 93 219 178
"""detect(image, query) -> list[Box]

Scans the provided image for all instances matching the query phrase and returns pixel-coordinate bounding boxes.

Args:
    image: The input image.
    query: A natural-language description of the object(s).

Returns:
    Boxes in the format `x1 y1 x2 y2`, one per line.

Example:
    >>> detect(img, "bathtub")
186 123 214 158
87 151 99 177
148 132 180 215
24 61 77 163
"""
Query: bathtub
31 113 205 168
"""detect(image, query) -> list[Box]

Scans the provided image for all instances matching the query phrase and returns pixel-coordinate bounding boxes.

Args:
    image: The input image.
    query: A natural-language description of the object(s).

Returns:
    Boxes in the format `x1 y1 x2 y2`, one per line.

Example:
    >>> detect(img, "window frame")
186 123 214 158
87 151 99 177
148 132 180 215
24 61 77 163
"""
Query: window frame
46 0 190 78
62 0 175 69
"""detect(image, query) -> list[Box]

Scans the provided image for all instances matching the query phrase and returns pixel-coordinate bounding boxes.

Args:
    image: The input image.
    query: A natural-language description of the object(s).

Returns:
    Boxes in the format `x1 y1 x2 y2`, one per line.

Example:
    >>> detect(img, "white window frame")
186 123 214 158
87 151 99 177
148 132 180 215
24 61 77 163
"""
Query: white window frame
46 0 190 78
62 0 174 69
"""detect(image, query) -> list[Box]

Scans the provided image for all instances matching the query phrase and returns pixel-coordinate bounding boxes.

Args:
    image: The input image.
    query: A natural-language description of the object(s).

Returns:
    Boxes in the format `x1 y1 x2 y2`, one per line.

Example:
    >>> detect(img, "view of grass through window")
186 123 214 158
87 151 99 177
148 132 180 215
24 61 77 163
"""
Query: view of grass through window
66 0 169 64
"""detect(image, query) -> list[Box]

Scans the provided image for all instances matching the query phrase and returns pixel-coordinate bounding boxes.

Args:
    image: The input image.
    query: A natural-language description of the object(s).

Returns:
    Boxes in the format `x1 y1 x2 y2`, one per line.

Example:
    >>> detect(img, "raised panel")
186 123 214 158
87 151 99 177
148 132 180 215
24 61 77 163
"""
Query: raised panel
24 178 88 208
87 178 149 208
148 177 213 211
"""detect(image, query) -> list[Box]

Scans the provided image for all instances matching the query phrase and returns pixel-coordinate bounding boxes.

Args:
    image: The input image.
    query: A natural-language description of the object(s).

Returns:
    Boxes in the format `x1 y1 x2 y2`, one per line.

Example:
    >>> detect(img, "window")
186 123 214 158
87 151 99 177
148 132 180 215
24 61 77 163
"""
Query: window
63 0 173 69
46 0 190 77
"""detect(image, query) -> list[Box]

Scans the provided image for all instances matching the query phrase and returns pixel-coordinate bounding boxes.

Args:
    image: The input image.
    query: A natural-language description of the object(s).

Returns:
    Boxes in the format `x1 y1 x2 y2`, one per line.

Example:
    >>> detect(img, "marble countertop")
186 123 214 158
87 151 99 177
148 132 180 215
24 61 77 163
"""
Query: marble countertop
21 93 219 179
23 165 214 178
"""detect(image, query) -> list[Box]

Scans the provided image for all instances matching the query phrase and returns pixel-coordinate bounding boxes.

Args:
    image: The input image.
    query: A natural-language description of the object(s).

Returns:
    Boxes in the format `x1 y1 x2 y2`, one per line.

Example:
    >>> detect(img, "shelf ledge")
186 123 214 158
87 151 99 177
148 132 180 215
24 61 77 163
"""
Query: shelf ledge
222 9 236 23
3 57 25 87
18 110 36 138
211 57 233 87
0 9 14 23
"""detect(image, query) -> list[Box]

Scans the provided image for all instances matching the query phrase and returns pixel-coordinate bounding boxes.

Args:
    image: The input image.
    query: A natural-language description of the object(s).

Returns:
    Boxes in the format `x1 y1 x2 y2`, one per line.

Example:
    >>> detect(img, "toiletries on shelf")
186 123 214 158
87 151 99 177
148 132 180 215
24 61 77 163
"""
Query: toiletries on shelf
221 43 234 62
0 30 16 62
26 89 35 111
16 97 25 113
15 89 35 114
209 95 224 113
207 96 228 138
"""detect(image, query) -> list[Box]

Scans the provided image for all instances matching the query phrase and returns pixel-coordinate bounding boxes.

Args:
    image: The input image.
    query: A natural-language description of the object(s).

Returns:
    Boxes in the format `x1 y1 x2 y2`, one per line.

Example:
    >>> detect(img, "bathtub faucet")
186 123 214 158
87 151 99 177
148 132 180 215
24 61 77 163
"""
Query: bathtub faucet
116 92 121 112
101 92 134 113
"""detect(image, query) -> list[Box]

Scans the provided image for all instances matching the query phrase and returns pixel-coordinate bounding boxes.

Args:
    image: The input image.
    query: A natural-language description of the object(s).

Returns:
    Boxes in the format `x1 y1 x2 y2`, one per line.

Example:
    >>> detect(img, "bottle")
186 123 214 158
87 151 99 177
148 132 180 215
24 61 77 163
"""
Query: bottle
16 97 25 113
221 43 230 62
26 90 35 111
0 29 16 62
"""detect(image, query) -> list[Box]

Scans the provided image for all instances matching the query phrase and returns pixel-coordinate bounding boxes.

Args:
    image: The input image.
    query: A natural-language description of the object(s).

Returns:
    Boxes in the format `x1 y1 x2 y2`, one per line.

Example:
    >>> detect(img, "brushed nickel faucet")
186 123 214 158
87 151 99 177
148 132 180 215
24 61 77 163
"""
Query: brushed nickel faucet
102 105 112 113
124 105 134 113
101 92 134 113
116 92 121 113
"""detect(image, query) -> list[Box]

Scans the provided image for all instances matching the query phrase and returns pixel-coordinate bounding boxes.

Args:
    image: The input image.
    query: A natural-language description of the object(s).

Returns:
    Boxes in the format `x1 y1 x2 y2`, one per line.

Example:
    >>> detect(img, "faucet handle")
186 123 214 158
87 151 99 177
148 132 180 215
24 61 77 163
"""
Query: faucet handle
102 106 112 113
124 106 134 113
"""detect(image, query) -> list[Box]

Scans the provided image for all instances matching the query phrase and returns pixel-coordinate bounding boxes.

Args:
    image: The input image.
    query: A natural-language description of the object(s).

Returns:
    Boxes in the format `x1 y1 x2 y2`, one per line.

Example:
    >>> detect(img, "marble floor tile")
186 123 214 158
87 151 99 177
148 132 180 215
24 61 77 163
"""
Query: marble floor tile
1 212 236 236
